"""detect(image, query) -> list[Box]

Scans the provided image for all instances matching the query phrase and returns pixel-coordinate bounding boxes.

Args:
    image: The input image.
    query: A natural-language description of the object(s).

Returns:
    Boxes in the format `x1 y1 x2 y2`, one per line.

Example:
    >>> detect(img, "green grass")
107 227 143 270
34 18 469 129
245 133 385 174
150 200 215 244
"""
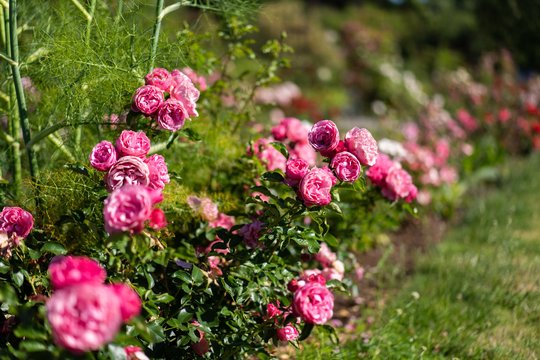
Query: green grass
299 154 540 359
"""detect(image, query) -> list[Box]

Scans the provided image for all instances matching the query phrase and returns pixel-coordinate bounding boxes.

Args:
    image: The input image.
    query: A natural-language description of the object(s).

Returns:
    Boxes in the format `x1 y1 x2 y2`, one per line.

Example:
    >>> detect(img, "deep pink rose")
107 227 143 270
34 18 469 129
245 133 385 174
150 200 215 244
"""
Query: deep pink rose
115 130 151 158
209 213 235 230
156 99 189 132
238 220 264 249
319 139 346 158
109 283 141 322
191 321 210 356
251 138 287 172
276 325 299 342
265 302 282 320
89 141 117 172
145 154 170 190
145 68 174 92
106 156 150 192
366 153 394 187
345 127 378 166
405 184 418 203
48 256 106 290
382 166 414 200
330 151 361 182
315 243 337 268
301 271 326 286
285 158 309 187
308 120 340 153
0 206 34 241
132 85 164 116
125 346 150 360
46 284 122 353
149 208 167 229
170 69 200 118
103 185 155 233
293 282 334 324
299 168 333 207
271 123 287 141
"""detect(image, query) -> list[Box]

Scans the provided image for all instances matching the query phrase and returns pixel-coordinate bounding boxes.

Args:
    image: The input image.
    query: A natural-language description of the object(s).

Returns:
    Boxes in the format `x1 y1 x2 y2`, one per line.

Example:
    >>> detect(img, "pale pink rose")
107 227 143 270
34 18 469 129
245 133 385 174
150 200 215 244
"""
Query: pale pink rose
308 120 340 153
0 232 14 258
149 208 167 230
251 138 287 172
416 190 432 205
48 256 106 290
186 196 219 222
345 127 378 166
446 120 466 139
89 141 117 172
106 156 150 192
156 99 189 132
382 166 414 200
145 68 174 92
238 220 264 249
315 243 337 268
290 141 317 166
355 266 365 281
440 166 458 184
103 185 155 234
145 154 170 190
434 139 450 167
331 151 361 182
209 213 235 230
321 166 338 186
282 117 308 143
170 69 200 117
125 346 150 360
46 284 122 353
299 168 333 207
293 282 334 324
132 85 164 116
181 67 208 91
276 325 299 341
402 122 419 142
0 206 34 241
285 158 309 187
207 255 223 277
322 260 344 281
115 130 151 158
366 154 394 187
109 283 141 322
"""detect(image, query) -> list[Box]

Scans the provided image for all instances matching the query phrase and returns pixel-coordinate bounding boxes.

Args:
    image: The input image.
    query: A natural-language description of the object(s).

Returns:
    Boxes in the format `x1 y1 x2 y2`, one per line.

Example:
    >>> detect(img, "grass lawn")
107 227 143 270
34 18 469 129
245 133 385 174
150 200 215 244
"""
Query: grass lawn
298 154 540 359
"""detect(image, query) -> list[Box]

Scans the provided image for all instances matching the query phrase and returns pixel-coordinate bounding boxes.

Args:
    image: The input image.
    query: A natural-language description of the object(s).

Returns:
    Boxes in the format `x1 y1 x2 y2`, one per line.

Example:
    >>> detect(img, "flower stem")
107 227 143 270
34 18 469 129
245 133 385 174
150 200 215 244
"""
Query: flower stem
148 0 164 73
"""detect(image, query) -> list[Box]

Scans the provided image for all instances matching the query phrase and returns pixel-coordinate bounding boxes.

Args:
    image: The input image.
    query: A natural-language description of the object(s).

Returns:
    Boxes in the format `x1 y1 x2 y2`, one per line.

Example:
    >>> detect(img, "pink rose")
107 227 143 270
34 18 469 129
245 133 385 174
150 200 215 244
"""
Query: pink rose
48 256 106 290
366 154 394 187
322 260 344 281
251 138 287 172
103 185 156 234
156 99 189 132
290 141 317 166
115 130 151 158
382 166 414 200
0 206 34 241
299 168 333 207
132 85 164 116
265 302 282 320
238 220 264 249
405 184 417 203
330 151 361 182
271 123 287 141
89 141 117 172
293 282 334 324
345 127 378 166
315 243 337 268
209 213 235 230
285 158 309 187
321 166 338 186
46 284 122 353
281 117 308 143
145 68 174 92
149 208 167 229
125 346 150 360
319 139 346 158
181 67 208 91
145 154 170 190
106 156 150 192
170 69 200 118
187 196 219 222
276 325 299 342
308 120 340 153
109 283 141 322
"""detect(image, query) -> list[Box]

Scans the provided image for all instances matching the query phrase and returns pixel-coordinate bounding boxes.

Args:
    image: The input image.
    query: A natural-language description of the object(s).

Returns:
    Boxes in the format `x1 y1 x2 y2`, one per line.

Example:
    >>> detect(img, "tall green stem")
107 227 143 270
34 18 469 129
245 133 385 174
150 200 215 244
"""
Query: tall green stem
149 0 164 73
9 0 39 185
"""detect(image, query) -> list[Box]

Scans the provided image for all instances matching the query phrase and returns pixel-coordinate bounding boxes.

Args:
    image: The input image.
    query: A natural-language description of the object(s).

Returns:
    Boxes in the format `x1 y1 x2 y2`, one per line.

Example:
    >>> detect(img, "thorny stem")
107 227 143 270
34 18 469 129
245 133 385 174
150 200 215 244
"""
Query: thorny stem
9 0 39 188
148 0 164 73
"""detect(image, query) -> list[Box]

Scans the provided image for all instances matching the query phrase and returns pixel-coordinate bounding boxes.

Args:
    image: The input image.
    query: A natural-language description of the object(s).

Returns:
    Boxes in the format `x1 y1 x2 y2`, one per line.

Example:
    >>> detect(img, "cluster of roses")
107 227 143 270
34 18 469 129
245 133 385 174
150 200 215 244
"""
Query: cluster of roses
0 206 33 258
45 256 144 356
284 120 378 207
131 68 200 132
366 153 417 203
89 130 169 233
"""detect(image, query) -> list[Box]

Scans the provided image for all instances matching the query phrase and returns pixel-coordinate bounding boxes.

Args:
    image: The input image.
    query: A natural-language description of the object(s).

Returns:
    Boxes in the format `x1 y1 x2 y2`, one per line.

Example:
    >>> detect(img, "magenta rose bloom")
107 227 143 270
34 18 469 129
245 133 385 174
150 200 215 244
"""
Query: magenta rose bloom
366 153 394 187
170 69 200 118
156 99 189 132
238 220 264 249
145 68 174 92
149 208 167 230
208 213 235 230
125 346 149 360
132 85 164 116
48 256 106 290
103 185 155 234
285 158 309 187
330 151 361 182
46 283 122 353
382 166 414 201
314 243 337 268
145 154 170 190
115 130 151 158
276 325 299 342
345 127 378 166
265 302 282 320
109 283 141 322
251 138 287 172
89 141 117 172
293 282 334 324
405 184 418 203
106 156 150 192
299 168 333 207
0 206 34 241
308 120 340 153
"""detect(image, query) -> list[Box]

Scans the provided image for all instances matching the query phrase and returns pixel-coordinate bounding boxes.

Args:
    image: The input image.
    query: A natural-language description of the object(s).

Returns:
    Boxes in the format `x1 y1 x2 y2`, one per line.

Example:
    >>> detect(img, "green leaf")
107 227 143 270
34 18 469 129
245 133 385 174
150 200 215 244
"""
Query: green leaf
323 233 339 247
107 344 128 360
181 128 201 141
250 185 273 197
298 323 314 341
0 260 9 274
327 202 342 214
192 266 204 286
40 242 67 255
19 341 47 352
12 271 24 288
270 141 289 159
177 309 193 323
146 322 166 343
155 293 175 304
261 171 285 183
14 325 48 340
